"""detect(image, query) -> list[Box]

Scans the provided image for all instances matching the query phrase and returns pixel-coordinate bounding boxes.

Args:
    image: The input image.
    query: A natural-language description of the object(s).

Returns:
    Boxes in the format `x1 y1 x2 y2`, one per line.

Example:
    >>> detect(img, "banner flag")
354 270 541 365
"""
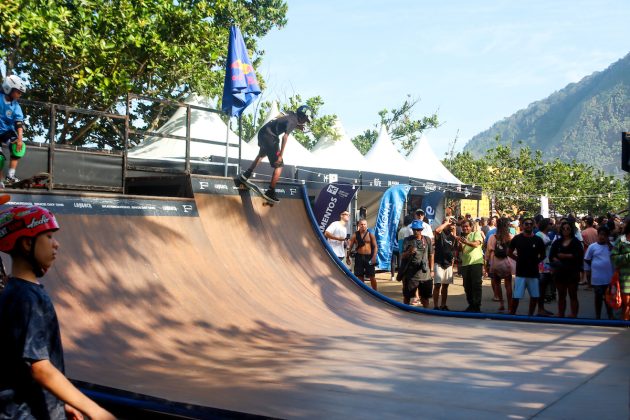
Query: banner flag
540 195 549 217
420 191 445 226
221 25 261 117
375 184 411 270
313 183 357 233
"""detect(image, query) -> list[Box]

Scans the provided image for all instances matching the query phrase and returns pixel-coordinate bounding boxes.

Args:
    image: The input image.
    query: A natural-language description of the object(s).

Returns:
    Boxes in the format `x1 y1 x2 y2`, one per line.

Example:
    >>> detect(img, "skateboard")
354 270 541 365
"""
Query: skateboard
236 176 278 206
5 173 51 189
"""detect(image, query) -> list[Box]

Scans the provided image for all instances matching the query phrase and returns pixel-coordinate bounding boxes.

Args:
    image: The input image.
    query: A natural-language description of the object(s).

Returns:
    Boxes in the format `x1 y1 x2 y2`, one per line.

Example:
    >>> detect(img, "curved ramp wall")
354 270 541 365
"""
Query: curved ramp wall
0 183 626 419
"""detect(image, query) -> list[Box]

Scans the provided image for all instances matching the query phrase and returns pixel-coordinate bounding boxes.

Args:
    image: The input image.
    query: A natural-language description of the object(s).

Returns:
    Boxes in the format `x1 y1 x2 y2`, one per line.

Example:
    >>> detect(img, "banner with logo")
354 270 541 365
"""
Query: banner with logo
221 25 261 117
420 191 444 226
313 183 357 233
375 184 411 270
540 195 549 217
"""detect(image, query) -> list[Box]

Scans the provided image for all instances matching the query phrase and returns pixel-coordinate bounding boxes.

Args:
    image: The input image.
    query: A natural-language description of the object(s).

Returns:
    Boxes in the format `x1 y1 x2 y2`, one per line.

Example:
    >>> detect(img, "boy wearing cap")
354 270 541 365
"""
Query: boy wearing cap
0 205 114 419
400 220 434 307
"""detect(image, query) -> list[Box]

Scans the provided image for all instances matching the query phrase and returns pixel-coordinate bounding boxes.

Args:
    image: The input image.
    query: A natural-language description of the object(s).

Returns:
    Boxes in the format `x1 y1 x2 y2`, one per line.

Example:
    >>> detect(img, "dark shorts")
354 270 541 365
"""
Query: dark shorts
257 130 283 168
403 278 433 300
354 254 375 278
0 131 21 159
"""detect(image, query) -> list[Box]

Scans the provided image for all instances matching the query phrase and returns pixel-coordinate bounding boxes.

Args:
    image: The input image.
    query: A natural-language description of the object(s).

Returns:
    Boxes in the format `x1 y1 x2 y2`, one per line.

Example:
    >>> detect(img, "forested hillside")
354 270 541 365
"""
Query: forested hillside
464 53 630 173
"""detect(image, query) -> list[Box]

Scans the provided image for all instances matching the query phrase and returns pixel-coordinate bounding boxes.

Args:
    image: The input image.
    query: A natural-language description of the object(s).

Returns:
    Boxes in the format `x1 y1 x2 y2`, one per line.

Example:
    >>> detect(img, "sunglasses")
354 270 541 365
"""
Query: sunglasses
523 222 533 226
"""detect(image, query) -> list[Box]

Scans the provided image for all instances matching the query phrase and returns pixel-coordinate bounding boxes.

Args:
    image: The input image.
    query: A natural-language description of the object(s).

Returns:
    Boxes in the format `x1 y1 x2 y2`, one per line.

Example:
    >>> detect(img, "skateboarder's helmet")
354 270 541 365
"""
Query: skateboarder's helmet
296 105 313 123
0 205 59 253
2 75 26 95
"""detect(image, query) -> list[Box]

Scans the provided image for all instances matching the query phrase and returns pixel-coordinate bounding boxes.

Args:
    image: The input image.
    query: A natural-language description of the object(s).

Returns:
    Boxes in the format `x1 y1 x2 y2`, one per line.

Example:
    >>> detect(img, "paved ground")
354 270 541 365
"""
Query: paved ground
371 271 614 319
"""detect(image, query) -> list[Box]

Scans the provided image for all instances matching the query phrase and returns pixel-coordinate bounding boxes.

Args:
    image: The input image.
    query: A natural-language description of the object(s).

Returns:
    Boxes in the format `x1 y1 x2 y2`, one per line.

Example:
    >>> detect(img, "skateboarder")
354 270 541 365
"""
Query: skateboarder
0 205 115 419
0 75 27 184
239 105 313 202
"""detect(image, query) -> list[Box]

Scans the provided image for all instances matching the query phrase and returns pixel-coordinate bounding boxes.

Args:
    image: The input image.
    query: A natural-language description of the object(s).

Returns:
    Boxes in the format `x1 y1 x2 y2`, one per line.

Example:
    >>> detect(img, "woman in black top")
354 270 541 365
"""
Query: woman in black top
549 221 584 318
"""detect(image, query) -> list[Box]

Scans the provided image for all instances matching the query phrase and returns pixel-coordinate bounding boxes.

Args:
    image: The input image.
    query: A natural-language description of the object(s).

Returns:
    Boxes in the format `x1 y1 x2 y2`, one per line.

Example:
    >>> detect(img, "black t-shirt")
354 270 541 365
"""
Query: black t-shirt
261 113 299 138
509 234 546 277
0 278 66 419
434 231 456 268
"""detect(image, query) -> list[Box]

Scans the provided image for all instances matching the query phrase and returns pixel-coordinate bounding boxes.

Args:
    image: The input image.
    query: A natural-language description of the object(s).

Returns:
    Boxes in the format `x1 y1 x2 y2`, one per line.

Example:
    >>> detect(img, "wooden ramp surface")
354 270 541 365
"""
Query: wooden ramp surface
38 191 629 419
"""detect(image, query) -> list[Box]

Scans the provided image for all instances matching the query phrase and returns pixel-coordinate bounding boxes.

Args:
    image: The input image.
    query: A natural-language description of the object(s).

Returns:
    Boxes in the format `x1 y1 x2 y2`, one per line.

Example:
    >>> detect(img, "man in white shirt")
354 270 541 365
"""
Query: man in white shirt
325 210 350 259
414 209 434 240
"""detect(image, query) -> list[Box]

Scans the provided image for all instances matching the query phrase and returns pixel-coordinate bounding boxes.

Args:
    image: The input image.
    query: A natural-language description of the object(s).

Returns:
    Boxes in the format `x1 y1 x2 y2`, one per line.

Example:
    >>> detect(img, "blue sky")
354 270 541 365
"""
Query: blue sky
255 0 630 158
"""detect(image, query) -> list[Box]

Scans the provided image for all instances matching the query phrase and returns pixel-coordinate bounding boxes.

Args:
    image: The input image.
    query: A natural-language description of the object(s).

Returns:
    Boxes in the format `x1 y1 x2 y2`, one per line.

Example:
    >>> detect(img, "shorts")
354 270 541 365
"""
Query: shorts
0 131 21 159
434 265 453 284
513 276 540 299
403 278 433 300
354 253 375 278
257 130 283 168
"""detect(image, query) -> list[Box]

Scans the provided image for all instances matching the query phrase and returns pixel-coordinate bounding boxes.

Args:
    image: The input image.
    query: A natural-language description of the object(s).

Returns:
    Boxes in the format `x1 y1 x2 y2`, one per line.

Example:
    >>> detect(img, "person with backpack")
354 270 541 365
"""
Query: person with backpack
486 217 514 312
346 219 378 290
400 220 434 307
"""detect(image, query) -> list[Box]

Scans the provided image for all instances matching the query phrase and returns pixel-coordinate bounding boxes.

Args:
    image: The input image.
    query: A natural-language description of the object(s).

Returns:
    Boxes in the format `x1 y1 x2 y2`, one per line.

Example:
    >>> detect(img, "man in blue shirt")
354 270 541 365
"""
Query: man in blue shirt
0 75 27 183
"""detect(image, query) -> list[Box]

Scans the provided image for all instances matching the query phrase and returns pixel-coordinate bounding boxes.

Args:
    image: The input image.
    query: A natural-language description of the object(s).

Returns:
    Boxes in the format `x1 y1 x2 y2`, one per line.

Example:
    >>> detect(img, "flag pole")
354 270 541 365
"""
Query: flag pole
224 117 230 177
238 114 242 174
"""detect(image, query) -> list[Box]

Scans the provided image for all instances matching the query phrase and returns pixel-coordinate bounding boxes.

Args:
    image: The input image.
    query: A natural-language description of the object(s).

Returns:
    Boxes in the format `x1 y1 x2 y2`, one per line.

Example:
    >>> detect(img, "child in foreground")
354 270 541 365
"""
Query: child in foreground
0 205 114 419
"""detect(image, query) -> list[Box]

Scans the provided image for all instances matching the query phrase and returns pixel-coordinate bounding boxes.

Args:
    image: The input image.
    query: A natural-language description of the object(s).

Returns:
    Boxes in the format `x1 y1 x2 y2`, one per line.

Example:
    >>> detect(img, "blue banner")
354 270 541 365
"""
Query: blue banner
375 184 411 270
221 25 261 117
313 183 357 233
421 191 444 226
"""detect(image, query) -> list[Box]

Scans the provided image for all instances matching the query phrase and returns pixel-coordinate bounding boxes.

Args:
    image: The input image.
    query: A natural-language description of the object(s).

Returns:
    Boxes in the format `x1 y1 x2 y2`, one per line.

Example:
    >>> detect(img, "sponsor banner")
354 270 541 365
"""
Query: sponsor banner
313 183 357 233
460 194 490 218
420 191 444 226
2 194 198 217
375 184 411 270
192 177 302 199
540 195 549 218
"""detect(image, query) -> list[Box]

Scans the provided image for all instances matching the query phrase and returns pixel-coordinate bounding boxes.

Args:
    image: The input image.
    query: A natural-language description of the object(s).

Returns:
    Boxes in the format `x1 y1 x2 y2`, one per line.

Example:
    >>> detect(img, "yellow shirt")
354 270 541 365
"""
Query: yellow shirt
461 231 484 266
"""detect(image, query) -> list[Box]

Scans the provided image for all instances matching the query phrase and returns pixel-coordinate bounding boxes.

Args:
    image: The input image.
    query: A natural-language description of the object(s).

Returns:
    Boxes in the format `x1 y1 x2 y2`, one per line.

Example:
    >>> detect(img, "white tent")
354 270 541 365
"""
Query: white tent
248 102 321 168
311 118 366 171
363 124 416 178
406 136 462 185
129 95 258 161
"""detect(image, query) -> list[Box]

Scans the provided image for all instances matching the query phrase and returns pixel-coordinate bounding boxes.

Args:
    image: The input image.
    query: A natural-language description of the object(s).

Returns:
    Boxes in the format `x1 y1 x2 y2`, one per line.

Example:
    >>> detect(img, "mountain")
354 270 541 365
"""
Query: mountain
464 53 630 173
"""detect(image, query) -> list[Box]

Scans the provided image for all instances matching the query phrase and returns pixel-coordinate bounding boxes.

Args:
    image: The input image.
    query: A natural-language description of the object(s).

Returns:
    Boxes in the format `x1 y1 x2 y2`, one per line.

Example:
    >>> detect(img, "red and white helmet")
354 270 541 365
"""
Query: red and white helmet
0 205 59 253
2 75 26 95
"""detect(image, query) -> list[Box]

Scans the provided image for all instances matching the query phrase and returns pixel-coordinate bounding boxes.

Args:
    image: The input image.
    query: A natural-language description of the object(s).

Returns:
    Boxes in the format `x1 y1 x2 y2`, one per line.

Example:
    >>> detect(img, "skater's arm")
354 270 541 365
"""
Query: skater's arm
370 233 377 265
31 359 115 419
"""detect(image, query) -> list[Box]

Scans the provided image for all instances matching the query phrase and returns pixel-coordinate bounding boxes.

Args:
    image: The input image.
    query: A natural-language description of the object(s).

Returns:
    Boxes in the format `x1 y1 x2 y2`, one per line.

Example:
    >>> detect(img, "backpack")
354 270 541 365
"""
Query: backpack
494 240 508 259
605 271 622 310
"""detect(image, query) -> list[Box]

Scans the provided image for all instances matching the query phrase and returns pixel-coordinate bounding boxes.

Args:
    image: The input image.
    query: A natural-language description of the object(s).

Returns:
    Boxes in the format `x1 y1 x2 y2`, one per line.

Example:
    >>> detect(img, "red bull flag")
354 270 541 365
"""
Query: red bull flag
221 25 261 117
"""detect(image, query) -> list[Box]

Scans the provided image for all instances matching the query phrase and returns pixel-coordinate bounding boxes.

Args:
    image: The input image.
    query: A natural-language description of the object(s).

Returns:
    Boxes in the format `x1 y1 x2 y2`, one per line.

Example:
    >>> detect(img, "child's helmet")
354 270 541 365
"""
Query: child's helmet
2 75 27 95
296 105 313 122
0 205 59 253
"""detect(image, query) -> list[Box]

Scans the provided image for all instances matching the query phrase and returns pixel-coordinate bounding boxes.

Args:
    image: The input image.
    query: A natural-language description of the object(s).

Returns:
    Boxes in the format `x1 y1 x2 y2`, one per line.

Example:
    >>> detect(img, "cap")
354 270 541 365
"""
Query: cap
411 220 424 230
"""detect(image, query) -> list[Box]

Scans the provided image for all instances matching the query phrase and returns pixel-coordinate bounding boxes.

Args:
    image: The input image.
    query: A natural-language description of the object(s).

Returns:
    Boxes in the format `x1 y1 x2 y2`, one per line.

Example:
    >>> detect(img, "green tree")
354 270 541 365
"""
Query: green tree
240 94 340 150
443 139 627 216
351 95 439 155
0 0 287 148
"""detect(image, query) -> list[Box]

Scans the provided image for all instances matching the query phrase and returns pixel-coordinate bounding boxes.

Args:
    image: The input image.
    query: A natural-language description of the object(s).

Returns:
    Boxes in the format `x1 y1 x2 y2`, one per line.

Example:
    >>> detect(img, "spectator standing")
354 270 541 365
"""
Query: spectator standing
400 220 434 307
0 75 27 183
458 220 484 312
535 218 554 316
346 219 378 290
610 221 630 321
581 217 598 287
487 217 514 312
432 218 457 310
508 217 546 316
550 221 584 318
325 211 350 261
584 226 614 320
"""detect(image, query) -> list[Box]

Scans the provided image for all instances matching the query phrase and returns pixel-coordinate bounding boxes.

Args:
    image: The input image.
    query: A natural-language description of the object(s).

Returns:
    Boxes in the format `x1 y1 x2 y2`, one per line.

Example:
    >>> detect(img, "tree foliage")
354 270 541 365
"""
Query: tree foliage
240 94 340 150
443 139 628 216
0 0 288 148
351 95 439 155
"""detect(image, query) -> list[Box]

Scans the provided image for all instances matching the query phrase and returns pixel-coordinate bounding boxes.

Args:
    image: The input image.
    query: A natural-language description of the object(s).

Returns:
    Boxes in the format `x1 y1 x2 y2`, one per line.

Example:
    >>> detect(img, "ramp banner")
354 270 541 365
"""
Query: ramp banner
375 184 411 270
420 191 444 226
313 183 357 233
